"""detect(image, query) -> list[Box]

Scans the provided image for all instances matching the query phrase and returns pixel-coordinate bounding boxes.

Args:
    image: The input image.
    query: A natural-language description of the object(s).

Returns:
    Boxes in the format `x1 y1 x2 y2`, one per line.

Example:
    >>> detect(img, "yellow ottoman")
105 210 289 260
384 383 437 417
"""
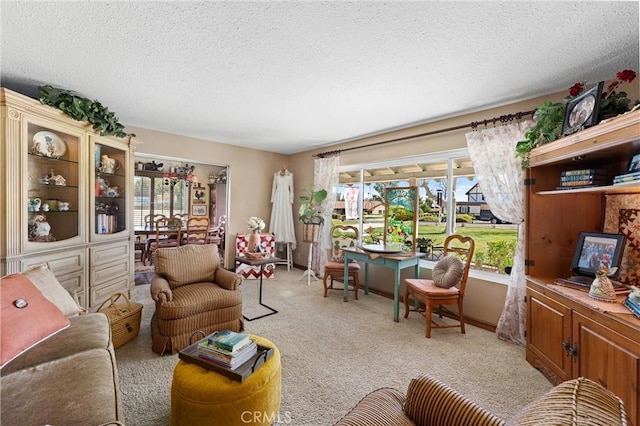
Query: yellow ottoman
171 335 282 426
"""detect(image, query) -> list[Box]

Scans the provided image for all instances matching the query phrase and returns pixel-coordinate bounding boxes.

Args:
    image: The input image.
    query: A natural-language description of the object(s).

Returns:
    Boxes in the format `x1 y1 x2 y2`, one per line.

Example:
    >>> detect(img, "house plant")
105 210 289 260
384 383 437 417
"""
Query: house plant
516 69 638 169
298 185 327 243
416 237 433 254
38 85 135 138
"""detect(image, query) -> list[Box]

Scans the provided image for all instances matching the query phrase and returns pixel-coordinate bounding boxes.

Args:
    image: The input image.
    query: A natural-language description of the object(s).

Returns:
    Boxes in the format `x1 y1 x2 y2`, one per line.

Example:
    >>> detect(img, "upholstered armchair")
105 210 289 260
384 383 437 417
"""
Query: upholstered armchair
150 244 243 355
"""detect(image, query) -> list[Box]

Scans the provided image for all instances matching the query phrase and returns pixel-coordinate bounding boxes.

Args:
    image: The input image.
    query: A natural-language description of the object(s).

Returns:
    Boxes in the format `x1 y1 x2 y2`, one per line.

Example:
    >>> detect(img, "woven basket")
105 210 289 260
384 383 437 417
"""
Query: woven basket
97 292 143 349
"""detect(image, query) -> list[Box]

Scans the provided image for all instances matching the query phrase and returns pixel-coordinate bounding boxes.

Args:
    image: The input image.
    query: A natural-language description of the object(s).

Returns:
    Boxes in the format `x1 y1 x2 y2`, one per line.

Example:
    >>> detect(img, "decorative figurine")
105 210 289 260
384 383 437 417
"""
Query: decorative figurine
588 265 618 303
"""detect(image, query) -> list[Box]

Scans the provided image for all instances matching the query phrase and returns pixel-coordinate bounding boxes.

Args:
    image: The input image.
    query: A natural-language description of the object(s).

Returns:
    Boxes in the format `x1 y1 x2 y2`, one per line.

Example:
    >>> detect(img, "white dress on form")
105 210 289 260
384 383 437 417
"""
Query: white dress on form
269 171 296 250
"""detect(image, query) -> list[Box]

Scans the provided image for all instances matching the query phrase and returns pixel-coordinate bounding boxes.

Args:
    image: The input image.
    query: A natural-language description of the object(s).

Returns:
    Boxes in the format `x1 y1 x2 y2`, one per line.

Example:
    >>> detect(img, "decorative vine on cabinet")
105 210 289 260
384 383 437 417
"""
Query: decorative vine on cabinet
1 88 141 310
524 109 640 426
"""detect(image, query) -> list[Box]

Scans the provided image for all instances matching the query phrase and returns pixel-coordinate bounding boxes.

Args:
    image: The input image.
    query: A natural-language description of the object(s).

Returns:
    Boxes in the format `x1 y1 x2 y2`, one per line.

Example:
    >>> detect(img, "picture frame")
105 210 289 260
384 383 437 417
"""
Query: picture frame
561 81 604 136
191 185 206 204
627 152 640 173
191 204 207 216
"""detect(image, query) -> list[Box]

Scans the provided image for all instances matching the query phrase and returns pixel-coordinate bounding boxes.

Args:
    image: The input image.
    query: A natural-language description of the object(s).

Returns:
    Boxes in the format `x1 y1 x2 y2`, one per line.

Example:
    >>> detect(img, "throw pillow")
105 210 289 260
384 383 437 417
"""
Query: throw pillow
331 237 356 263
1 273 70 368
23 263 84 317
432 256 465 288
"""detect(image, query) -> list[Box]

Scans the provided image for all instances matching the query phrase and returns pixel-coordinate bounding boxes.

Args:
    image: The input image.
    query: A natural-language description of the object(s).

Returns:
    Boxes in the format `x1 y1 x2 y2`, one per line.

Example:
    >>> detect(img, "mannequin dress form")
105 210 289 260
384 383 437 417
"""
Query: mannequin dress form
269 166 296 269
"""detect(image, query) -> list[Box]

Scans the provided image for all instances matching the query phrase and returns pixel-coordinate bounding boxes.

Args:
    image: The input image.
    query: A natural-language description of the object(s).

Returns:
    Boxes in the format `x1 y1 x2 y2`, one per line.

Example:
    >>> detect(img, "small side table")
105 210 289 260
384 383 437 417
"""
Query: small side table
236 256 281 321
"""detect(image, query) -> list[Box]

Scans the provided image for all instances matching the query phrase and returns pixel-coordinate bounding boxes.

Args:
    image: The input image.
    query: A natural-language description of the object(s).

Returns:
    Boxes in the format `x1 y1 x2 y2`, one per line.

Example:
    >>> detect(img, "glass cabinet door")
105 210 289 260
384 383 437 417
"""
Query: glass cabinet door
27 122 82 245
93 138 128 237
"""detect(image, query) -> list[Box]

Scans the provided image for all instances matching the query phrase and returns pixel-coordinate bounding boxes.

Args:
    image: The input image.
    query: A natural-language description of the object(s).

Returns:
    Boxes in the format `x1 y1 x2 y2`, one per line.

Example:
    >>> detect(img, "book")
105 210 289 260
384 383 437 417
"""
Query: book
204 330 251 353
614 170 640 180
554 277 630 294
560 168 604 177
198 338 256 360
555 183 606 190
613 175 640 184
623 298 640 319
198 341 258 370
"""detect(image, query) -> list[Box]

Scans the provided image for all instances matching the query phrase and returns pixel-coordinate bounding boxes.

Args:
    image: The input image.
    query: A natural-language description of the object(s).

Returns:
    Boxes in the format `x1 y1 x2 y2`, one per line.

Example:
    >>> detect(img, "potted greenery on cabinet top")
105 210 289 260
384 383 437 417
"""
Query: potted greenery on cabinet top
38 85 135 138
516 69 638 169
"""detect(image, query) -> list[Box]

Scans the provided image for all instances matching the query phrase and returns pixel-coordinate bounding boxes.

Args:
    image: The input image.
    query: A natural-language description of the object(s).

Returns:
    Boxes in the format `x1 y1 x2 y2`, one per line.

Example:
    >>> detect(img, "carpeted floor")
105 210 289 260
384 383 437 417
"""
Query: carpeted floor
115 267 552 426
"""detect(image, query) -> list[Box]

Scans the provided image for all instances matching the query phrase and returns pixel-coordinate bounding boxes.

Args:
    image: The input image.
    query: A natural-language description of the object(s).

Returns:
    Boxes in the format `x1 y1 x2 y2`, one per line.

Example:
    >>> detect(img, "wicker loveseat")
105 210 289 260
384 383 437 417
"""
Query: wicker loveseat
335 373 629 426
150 244 243 355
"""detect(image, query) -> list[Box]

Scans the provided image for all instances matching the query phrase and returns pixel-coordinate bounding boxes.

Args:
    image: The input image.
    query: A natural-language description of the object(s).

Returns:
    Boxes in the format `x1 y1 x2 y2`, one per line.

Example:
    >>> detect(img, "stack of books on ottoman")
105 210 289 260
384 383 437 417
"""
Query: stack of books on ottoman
197 330 258 370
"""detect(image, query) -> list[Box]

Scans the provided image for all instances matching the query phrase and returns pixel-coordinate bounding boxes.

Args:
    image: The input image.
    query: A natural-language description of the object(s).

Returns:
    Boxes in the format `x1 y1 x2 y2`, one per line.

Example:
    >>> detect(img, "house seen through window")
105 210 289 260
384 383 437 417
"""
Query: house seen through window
336 149 517 274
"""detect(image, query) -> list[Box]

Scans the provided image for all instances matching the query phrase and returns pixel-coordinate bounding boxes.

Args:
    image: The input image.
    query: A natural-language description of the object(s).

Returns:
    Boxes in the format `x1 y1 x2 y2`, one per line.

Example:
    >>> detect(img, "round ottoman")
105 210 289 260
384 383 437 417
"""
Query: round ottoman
171 335 281 426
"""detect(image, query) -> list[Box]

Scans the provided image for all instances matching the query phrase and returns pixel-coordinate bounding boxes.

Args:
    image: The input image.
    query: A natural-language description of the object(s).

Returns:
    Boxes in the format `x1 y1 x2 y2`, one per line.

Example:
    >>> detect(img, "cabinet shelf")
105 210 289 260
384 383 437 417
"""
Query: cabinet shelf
29 210 78 214
28 153 79 165
537 181 640 195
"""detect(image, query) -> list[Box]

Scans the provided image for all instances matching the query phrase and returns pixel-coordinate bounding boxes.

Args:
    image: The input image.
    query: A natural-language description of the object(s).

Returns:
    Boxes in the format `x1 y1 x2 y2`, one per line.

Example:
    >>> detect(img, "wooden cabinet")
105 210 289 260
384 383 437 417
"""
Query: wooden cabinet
525 109 640 425
1 88 140 309
208 183 227 226
526 282 640 426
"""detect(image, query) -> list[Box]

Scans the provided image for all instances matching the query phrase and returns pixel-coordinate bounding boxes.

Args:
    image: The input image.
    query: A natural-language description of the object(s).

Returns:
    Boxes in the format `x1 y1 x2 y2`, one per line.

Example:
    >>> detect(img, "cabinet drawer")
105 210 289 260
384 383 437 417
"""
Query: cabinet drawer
90 241 130 267
90 275 130 309
91 257 130 286
57 270 87 309
20 249 85 276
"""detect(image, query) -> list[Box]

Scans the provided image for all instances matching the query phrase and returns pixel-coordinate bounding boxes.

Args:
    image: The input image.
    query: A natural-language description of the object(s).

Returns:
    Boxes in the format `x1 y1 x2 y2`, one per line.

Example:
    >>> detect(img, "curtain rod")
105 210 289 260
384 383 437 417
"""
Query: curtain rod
313 109 536 158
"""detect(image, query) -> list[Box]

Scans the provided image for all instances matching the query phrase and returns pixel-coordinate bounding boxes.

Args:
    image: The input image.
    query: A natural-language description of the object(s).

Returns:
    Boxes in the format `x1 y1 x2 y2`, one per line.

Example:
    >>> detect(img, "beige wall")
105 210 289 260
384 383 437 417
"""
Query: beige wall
128 127 289 267
128 79 639 327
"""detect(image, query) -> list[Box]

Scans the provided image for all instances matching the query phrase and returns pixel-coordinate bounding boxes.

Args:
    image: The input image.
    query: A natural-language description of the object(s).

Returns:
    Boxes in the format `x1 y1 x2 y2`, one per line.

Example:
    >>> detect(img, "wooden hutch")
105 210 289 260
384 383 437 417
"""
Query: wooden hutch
1 88 140 310
524 109 640 425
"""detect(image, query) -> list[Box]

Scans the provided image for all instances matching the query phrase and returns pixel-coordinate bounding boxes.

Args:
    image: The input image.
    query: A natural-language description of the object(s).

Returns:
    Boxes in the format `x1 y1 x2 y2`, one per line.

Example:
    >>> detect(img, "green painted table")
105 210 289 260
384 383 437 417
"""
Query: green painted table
342 246 425 322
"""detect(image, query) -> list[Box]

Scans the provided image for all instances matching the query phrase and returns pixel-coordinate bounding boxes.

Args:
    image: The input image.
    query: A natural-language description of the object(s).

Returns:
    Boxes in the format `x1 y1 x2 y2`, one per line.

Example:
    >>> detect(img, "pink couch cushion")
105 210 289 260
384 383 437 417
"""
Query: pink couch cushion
1 274 70 368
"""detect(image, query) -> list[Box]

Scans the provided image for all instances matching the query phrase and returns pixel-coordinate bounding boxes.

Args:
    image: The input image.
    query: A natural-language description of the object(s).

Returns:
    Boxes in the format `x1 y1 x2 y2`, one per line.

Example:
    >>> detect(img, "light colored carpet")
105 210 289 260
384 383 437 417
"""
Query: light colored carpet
115 267 552 426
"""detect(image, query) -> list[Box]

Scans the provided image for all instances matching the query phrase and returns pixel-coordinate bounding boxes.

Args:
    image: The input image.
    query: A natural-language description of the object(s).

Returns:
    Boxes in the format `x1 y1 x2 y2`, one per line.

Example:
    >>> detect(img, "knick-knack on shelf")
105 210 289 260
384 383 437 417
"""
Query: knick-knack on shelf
588 265 618 303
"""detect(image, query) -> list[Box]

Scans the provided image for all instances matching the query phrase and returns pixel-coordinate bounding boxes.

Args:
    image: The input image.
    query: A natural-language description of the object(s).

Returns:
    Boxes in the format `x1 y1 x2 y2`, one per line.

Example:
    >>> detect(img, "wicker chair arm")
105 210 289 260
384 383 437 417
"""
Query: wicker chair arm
405 374 505 426
150 276 173 303
214 268 243 290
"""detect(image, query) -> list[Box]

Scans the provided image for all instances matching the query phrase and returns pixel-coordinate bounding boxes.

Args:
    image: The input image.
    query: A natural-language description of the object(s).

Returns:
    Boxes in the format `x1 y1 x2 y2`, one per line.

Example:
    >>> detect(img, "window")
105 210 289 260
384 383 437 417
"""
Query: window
336 149 517 275
133 171 189 227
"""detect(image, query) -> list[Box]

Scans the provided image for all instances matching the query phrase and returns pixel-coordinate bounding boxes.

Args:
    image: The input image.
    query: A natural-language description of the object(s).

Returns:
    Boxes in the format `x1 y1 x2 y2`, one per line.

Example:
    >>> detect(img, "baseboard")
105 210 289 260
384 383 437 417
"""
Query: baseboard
288 263 496 333
365 287 497 333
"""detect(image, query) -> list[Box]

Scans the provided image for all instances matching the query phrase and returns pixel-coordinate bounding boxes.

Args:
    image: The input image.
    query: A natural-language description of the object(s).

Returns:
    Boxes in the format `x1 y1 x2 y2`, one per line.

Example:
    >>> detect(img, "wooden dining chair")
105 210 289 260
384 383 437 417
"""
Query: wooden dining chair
184 217 210 245
148 217 182 265
403 234 475 338
323 224 361 299
140 214 166 265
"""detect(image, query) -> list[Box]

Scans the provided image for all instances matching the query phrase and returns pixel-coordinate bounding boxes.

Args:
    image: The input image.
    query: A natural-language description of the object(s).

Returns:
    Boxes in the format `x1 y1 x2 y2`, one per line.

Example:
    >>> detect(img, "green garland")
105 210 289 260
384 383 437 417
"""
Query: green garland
38 85 135 138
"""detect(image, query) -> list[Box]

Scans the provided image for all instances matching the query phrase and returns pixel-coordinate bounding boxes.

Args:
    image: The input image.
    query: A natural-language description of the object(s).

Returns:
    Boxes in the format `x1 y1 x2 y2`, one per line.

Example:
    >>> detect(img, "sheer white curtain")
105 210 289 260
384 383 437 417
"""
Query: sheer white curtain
465 120 533 346
313 155 339 278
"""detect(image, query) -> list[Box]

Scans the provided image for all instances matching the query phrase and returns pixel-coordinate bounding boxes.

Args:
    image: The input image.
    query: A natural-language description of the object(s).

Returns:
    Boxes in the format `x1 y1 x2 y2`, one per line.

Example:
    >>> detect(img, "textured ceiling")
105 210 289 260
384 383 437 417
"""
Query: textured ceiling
1 1 638 154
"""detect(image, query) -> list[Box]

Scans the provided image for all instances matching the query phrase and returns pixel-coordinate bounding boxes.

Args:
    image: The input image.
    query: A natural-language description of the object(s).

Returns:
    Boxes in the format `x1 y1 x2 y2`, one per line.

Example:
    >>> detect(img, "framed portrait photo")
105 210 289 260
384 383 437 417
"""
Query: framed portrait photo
191 204 207 216
627 152 640 174
561 81 604 136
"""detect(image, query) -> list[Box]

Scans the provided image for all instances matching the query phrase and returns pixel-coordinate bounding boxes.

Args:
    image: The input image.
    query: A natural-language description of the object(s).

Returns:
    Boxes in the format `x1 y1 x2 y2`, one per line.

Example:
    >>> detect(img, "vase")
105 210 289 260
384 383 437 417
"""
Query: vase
248 230 261 253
